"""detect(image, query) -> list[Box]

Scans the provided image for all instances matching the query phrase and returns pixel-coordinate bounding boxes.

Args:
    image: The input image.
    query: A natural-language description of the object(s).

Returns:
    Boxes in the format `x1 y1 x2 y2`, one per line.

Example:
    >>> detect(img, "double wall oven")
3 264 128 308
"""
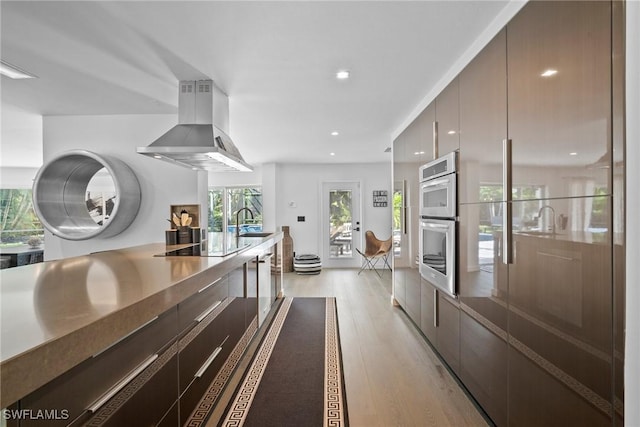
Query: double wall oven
418 151 458 298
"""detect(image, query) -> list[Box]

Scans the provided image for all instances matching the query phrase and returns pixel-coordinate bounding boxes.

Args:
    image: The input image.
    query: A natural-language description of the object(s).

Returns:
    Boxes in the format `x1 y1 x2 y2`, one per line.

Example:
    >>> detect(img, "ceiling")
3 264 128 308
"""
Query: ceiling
1 1 511 166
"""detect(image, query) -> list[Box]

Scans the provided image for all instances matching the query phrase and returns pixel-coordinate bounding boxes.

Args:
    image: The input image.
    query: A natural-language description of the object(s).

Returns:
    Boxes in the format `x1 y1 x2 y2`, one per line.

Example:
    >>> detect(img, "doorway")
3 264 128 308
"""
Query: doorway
322 181 361 268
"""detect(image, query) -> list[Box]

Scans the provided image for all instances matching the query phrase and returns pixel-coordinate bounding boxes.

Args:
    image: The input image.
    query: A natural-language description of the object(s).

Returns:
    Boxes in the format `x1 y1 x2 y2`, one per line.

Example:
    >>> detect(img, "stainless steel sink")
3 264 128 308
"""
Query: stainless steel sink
239 232 273 238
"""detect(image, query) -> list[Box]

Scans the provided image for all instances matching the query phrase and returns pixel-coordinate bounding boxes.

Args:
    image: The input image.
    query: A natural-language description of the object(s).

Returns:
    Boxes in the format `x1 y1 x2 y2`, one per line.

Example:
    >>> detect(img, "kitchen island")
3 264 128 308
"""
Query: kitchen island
0 233 282 426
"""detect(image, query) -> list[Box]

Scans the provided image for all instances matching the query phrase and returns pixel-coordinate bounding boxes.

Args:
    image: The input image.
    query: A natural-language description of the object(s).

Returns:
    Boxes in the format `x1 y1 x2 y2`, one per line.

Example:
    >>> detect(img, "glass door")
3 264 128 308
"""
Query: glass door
322 182 361 268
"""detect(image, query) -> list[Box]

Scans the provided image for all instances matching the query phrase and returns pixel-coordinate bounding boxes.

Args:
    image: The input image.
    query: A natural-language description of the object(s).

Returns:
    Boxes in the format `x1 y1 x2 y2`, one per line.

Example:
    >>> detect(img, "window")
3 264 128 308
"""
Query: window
208 187 262 247
477 183 546 233
0 189 44 247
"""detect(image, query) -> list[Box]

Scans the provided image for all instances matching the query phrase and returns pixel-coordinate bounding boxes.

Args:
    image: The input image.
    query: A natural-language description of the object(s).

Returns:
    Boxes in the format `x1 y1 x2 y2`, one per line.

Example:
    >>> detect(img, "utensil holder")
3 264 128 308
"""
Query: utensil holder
165 229 177 245
190 227 201 243
177 226 192 244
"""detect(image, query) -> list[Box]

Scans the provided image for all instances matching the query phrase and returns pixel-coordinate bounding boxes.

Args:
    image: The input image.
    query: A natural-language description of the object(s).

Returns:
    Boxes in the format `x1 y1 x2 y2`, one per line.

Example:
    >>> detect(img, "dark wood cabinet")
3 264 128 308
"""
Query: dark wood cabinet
393 267 407 308
404 268 421 326
508 346 612 427
14 307 178 427
458 29 507 205
8 257 262 427
177 275 229 335
506 198 614 424
418 279 459 374
419 279 436 342
435 292 460 374
391 1 622 424
459 311 507 427
507 0 612 199
86 348 179 427
435 78 459 157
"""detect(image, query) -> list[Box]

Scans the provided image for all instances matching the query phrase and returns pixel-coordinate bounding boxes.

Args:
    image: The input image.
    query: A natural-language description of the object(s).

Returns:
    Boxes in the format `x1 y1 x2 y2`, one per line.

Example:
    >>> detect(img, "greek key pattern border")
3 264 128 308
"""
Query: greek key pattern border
324 297 345 427
460 302 508 342
462 301 614 417
179 297 234 352
86 341 178 426
221 297 294 427
509 336 613 417
185 316 259 427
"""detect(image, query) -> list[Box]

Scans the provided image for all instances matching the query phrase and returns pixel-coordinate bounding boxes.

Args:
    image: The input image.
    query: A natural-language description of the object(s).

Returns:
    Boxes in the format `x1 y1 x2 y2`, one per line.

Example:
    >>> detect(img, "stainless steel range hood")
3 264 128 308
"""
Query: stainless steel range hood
137 80 253 172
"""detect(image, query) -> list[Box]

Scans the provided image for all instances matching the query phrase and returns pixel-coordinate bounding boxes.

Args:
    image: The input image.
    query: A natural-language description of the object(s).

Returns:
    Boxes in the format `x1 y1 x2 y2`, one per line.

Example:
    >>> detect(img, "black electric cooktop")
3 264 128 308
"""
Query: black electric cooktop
156 240 251 257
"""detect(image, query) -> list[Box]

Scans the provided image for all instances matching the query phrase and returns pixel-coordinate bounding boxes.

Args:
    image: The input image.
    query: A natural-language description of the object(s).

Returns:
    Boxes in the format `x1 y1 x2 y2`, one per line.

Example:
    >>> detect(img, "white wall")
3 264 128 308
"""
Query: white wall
0 104 43 169
42 114 201 260
625 1 639 424
0 167 39 189
275 163 392 257
0 105 43 189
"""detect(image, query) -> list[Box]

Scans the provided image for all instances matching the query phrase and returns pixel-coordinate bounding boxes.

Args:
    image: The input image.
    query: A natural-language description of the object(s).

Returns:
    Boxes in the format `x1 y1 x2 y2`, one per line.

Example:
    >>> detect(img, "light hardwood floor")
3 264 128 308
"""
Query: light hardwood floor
284 269 490 427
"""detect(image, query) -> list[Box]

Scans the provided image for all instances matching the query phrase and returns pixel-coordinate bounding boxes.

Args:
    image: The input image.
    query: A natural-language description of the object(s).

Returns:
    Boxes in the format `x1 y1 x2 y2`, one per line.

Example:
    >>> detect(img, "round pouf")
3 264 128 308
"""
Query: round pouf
293 254 322 275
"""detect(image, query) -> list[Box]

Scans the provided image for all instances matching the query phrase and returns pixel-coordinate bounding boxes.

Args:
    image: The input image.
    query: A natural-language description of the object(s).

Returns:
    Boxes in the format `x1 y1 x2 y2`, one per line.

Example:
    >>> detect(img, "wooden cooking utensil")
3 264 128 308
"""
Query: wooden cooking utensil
172 213 181 227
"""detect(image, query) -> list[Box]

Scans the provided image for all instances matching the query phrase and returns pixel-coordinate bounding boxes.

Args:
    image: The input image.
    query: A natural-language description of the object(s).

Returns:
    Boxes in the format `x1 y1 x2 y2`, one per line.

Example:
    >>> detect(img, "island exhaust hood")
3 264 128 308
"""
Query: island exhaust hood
137 80 253 172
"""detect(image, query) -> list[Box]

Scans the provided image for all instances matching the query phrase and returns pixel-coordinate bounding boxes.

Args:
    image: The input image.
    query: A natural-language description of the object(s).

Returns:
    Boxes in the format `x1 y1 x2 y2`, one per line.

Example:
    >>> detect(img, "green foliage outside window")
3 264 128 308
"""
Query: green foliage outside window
393 191 403 231
329 190 351 228
0 189 44 246
208 187 263 234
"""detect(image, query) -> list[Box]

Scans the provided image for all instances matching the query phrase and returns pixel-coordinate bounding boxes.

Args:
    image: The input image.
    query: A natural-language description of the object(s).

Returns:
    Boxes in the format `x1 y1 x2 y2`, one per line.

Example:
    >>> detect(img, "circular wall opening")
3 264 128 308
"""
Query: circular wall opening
33 150 141 240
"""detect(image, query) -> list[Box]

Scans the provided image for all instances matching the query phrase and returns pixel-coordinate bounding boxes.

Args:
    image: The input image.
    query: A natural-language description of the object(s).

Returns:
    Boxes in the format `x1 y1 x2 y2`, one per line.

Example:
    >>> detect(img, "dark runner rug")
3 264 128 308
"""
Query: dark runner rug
219 297 348 427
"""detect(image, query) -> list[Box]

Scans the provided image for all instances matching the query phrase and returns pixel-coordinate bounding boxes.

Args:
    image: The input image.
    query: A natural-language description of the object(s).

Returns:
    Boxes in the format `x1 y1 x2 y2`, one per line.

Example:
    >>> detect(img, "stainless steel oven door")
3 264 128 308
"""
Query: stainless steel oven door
419 218 456 298
419 172 456 218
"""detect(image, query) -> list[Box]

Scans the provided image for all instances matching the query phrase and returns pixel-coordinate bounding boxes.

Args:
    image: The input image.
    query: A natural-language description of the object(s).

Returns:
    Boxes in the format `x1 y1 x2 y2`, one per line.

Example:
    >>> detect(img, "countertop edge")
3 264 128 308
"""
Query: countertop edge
0 233 282 408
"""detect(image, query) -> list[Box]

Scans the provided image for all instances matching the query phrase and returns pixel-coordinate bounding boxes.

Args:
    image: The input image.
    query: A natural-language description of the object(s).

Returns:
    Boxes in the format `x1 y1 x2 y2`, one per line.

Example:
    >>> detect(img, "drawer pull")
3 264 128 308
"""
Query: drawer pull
198 277 223 293
537 251 578 262
195 300 223 323
87 354 158 413
195 336 229 379
93 316 158 357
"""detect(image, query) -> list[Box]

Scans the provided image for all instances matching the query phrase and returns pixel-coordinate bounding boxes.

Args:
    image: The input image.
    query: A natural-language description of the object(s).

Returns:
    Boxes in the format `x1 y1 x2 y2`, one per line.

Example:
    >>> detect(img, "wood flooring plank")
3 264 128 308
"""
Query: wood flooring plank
283 269 488 427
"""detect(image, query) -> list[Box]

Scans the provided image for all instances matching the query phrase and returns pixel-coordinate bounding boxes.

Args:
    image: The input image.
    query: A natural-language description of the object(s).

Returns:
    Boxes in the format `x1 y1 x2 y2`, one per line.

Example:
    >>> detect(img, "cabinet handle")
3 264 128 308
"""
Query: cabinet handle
195 336 229 378
403 180 408 235
258 253 273 263
421 177 452 189
87 354 158 413
433 121 439 159
433 288 439 328
195 300 223 323
93 316 158 357
537 251 579 262
198 276 223 293
502 139 513 265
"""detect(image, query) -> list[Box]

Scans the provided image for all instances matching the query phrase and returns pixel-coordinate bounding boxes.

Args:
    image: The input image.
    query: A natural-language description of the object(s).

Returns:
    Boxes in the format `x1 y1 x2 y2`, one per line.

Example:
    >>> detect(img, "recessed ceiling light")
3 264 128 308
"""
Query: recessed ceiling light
0 60 37 79
541 69 558 77
331 131 339 136
569 152 578 156
336 70 350 80
330 152 336 156
447 130 456 135
414 151 425 156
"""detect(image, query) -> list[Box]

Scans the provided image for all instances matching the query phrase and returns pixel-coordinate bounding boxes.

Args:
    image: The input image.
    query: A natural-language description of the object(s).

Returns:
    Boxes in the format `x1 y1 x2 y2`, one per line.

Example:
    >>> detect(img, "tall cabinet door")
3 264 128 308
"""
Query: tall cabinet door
507 198 613 426
457 28 509 427
507 0 612 200
435 79 460 157
459 29 507 205
505 3 615 424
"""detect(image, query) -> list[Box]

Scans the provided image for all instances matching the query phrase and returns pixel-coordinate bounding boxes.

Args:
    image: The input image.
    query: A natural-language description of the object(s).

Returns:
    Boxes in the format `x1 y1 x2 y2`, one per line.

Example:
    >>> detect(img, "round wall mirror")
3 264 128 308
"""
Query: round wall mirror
86 167 116 226
33 150 141 240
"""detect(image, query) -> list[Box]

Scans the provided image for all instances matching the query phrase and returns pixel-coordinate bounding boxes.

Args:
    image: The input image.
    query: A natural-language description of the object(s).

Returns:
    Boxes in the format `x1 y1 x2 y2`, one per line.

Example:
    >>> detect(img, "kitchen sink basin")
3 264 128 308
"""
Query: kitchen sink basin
239 232 273 238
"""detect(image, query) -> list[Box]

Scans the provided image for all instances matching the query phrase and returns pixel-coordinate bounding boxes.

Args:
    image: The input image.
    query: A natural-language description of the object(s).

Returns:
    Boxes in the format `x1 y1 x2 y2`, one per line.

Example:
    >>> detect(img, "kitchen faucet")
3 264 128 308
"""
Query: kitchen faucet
537 205 556 234
235 207 254 239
